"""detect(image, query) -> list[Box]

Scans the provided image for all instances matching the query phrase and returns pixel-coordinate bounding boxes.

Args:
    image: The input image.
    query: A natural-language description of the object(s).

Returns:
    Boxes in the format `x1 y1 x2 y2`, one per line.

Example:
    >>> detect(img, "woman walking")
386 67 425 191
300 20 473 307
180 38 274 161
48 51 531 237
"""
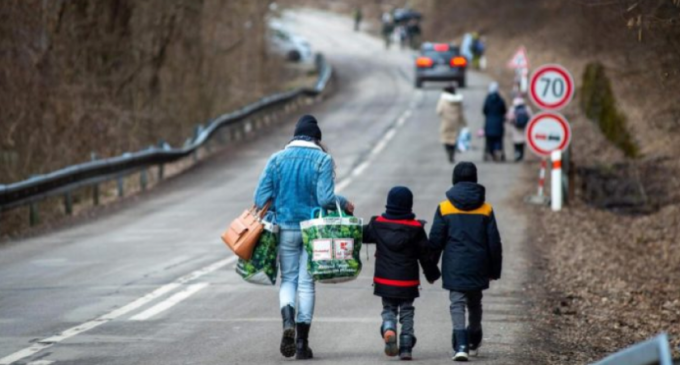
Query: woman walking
506 97 533 161
482 82 507 162
436 85 466 163
254 115 354 360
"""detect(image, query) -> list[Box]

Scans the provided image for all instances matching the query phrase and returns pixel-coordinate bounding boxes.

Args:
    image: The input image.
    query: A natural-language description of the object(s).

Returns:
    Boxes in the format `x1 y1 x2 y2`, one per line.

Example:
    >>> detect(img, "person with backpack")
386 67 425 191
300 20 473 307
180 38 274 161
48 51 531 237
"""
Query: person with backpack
362 186 441 361
506 97 533 161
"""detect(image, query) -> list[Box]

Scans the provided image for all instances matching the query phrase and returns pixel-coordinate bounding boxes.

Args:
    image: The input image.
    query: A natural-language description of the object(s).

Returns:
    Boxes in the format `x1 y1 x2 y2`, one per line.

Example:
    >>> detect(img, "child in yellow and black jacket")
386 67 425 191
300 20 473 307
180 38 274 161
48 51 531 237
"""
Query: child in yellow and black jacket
428 162 503 362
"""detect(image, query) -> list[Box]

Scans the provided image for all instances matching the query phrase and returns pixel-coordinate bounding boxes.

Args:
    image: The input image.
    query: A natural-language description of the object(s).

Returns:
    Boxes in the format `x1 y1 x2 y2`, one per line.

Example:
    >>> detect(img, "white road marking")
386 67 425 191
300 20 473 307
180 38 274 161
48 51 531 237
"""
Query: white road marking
0 345 53 365
190 317 382 323
336 105 415 193
130 283 210 321
0 256 238 365
28 361 54 365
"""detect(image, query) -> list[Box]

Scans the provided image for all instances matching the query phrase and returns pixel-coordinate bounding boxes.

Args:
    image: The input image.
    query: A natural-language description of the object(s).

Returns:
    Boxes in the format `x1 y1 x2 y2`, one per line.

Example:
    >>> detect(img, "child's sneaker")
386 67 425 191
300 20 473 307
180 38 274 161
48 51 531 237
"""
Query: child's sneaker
381 322 398 357
452 329 469 362
468 328 482 357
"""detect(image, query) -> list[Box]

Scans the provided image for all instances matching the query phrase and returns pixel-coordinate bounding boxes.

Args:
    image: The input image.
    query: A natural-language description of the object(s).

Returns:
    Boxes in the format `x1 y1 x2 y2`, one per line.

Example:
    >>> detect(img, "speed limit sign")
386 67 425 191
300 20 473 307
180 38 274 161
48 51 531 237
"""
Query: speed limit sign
529 64 574 111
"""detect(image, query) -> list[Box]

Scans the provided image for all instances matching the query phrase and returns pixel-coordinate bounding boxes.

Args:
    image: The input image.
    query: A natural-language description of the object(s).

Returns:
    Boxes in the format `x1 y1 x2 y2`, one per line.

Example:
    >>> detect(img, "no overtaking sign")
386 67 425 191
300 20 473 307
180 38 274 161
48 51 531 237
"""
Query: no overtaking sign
526 112 571 157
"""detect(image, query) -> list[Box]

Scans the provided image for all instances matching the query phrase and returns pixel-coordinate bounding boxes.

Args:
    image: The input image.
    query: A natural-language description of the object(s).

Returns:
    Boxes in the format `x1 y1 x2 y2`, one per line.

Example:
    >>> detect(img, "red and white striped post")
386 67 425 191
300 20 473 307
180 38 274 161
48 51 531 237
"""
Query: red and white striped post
537 158 547 197
551 150 563 211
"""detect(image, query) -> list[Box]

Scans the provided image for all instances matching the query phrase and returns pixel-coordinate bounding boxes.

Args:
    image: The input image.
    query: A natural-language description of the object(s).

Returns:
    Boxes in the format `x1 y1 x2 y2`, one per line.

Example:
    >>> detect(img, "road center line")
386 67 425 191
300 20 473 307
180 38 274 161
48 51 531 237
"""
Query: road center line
337 93 421 193
0 256 238 365
130 283 210 321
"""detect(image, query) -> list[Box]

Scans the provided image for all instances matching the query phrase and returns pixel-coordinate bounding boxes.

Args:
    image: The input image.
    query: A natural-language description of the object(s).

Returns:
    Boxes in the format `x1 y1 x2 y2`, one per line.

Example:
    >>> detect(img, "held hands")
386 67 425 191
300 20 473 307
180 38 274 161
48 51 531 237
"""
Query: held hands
344 201 355 215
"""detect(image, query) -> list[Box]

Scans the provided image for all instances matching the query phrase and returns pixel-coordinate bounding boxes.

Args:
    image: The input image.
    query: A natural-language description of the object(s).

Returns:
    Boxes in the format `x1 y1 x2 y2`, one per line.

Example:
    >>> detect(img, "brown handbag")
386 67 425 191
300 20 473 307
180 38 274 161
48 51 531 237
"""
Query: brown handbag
221 202 272 261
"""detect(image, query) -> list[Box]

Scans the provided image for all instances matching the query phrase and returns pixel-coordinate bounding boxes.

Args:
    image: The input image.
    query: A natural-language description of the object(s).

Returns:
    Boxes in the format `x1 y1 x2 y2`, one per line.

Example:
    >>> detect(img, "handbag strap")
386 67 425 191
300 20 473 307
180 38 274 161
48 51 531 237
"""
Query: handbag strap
256 200 272 219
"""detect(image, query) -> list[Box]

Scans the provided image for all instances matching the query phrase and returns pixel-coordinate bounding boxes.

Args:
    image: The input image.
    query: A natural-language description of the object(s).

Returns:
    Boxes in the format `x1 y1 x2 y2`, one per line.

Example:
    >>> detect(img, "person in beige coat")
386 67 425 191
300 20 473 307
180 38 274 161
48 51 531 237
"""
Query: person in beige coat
505 97 533 161
436 86 467 163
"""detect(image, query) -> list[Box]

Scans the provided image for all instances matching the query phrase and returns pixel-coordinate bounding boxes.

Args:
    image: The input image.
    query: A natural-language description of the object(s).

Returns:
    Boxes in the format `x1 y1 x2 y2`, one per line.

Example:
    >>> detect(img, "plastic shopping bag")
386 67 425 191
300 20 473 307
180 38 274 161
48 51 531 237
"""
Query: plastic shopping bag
301 203 363 283
235 219 278 285
457 127 472 152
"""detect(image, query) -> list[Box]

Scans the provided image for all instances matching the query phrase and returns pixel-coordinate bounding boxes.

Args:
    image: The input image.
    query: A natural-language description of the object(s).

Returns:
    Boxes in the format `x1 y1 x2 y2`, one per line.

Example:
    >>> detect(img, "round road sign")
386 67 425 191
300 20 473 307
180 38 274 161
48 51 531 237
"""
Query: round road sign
529 64 574 111
526 112 572 157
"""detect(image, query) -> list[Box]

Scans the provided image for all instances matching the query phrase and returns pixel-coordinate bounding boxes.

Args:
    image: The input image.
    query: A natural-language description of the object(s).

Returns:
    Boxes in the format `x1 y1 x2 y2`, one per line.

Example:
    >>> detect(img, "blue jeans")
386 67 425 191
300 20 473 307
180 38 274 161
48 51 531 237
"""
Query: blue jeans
279 229 315 324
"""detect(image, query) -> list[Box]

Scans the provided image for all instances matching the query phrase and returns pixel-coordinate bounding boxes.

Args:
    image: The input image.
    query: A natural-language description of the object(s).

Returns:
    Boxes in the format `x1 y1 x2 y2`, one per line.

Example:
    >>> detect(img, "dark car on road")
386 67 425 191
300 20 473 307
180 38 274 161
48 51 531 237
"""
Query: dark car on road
414 43 467 88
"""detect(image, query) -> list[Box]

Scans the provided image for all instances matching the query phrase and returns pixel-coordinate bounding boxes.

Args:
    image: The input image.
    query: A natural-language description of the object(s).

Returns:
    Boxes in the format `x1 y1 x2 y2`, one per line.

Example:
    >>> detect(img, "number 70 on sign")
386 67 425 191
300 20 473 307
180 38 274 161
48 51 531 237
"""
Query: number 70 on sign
529 64 575 111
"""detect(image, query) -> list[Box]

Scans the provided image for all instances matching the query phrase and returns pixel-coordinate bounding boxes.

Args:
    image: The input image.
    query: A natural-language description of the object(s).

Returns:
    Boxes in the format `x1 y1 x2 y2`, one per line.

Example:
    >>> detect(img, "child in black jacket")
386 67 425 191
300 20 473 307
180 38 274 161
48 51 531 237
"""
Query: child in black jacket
363 186 441 360
429 162 503 361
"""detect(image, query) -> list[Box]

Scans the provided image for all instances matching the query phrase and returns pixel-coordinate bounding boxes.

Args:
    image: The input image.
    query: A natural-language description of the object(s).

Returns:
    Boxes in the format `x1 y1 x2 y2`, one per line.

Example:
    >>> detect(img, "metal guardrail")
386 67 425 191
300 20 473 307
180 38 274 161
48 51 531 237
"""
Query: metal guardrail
0 54 332 215
591 334 675 365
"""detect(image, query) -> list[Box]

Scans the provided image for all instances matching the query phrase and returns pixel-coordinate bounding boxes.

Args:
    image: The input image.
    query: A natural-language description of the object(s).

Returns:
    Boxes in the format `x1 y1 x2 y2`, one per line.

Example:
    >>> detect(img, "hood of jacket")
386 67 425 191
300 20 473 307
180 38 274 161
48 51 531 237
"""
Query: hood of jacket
446 182 486 211
440 91 463 104
371 217 423 252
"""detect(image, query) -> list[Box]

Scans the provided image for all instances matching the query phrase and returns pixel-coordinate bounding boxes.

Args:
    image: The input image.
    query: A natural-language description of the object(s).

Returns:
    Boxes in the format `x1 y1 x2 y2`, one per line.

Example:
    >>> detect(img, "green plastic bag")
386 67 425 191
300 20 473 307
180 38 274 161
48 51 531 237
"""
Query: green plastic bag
235 220 278 285
301 203 363 283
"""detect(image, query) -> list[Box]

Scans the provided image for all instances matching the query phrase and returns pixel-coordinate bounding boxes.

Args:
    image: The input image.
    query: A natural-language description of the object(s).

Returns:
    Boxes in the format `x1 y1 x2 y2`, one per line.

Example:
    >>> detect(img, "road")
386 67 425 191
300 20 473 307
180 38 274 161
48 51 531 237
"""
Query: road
0 10 531 365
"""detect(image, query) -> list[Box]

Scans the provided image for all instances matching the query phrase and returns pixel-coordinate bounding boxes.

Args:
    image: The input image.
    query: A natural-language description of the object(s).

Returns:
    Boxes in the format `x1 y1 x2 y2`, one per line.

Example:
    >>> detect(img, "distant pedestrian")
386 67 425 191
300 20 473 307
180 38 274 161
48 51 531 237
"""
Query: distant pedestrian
254 115 355 360
382 12 394 49
428 162 503 362
398 25 408 49
506 97 533 161
362 186 441 360
407 19 421 49
482 82 507 162
461 33 474 62
471 33 485 70
353 7 362 31
436 85 467 163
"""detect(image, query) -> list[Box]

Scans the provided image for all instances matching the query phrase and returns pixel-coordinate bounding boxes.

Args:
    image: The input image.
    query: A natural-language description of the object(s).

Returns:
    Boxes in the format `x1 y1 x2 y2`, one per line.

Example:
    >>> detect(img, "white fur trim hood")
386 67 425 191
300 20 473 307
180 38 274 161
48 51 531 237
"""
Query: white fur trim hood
440 92 464 103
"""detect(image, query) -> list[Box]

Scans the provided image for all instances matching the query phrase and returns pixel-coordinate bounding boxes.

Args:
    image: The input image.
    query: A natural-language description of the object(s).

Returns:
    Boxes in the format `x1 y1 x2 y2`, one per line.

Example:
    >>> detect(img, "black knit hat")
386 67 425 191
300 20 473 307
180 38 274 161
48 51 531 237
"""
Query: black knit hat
293 114 322 140
453 162 478 184
383 186 416 220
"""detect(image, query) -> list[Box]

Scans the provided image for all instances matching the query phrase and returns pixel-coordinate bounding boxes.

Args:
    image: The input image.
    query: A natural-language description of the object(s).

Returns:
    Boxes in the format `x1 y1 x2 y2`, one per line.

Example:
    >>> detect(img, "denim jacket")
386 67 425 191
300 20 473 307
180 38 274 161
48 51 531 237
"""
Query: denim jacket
254 140 347 230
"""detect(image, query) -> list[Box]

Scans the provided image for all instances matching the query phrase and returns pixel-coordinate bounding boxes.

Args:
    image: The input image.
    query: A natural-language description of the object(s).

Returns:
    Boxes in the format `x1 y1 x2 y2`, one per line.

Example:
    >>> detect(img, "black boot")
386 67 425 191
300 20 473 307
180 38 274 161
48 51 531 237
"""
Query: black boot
452 329 469 361
280 305 296 358
381 321 398 357
444 144 456 163
514 143 525 162
399 334 416 361
468 327 483 357
295 323 313 360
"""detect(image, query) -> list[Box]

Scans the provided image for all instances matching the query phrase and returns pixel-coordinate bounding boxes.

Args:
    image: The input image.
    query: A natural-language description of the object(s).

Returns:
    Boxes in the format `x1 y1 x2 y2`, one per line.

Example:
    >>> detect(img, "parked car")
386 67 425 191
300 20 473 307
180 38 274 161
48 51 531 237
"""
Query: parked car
268 21 312 63
414 43 467 88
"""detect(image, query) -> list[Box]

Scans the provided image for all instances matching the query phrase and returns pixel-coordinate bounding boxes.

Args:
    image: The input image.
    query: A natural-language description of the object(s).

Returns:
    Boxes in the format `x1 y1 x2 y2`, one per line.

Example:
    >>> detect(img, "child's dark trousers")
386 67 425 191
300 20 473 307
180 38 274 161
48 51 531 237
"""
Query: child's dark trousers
382 297 415 336
449 290 483 331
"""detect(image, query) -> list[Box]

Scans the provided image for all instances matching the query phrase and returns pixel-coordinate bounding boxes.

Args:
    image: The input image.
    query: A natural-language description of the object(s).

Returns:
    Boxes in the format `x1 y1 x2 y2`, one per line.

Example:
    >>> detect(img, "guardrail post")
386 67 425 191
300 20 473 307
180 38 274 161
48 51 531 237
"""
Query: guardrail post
63 192 73 215
193 125 203 163
29 202 39 226
140 169 148 191
91 152 100 206
157 140 165 181
216 127 226 145
117 175 124 198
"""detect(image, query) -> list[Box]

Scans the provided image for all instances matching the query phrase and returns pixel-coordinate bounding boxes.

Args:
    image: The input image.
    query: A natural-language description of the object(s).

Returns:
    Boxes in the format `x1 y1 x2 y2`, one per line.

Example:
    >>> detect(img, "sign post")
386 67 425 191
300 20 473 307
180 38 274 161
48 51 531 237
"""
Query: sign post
525 63 575 209
525 111 572 208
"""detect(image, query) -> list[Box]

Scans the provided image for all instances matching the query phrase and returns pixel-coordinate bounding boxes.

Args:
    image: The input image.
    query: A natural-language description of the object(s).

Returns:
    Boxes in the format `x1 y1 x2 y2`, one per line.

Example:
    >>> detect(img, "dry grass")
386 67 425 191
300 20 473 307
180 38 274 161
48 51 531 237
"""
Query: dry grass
0 0 287 184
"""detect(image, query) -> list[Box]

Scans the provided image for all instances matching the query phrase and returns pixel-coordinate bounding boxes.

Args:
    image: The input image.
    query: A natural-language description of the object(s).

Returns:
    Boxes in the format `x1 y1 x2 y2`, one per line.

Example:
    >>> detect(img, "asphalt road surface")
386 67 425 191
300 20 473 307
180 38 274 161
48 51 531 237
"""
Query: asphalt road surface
0 10 531 365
